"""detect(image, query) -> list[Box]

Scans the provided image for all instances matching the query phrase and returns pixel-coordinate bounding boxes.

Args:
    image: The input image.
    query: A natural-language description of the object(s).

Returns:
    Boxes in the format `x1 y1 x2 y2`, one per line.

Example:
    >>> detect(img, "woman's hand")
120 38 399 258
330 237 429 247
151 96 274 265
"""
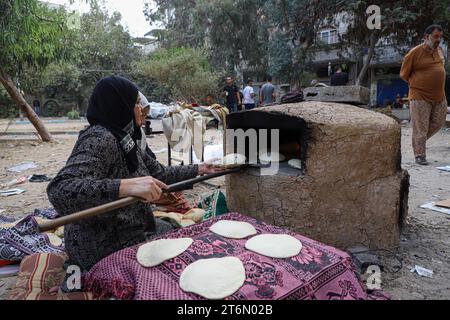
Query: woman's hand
119 176 168 202
198 163 224 175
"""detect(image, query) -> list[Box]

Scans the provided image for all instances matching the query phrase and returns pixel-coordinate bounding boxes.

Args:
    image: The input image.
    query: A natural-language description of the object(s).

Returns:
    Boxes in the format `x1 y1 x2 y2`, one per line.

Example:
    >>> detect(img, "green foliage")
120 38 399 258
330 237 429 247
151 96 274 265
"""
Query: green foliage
297 71 317 87
41 62 82 100
67 109 80 119
0 0 73 74
145 0 268 74
0 86 17 118
331 0 450 83
2 1 146 117
74 5 141 71
43 99 64 117
145 0 450 86
135 47 222 102
267 32 293 82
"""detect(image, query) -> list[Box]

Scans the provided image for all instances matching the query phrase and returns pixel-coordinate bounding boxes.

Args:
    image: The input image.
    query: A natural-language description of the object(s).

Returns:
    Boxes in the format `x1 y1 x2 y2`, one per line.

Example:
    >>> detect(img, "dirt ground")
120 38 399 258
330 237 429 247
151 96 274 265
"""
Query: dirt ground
1 118 450 300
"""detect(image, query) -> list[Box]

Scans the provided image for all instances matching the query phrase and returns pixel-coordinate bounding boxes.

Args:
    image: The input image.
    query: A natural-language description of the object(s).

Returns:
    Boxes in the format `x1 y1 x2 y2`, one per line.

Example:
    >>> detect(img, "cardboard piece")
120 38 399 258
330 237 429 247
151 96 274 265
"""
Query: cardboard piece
434 199 450 208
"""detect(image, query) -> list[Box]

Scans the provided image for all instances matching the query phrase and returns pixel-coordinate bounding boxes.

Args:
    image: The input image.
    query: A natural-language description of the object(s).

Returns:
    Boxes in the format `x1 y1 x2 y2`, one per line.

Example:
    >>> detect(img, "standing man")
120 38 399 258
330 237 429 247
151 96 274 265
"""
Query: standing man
33 99 41 116
223 77 241 113
260 76 276 106
242 79 256 110
400 25 447 165
330 66 349 86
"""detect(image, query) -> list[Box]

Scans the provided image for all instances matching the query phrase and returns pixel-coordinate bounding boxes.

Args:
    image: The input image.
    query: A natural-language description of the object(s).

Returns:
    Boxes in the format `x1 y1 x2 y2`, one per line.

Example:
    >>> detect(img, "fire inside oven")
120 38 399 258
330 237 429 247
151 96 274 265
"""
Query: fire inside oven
226 110 309 173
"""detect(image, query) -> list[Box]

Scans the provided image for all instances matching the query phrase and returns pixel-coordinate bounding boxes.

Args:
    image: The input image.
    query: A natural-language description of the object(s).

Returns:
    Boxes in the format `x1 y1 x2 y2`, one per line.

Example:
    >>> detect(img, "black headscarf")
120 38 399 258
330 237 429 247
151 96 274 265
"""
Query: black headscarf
87 76 142 173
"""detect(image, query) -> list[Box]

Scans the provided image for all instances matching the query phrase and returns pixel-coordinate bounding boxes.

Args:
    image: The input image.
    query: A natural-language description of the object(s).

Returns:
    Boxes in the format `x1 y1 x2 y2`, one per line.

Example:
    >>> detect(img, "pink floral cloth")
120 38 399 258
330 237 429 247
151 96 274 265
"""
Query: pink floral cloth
83 213 389 300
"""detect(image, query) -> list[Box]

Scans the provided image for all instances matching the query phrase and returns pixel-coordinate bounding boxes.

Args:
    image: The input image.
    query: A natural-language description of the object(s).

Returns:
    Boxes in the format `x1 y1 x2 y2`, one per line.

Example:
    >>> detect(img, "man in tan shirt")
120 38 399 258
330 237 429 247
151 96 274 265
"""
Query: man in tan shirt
400 25 447 165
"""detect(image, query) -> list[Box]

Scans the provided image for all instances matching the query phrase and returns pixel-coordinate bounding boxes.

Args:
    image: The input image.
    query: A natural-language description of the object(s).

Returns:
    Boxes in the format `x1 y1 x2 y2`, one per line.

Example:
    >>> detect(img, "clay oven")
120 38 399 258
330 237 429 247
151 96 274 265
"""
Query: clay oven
225 101 409 249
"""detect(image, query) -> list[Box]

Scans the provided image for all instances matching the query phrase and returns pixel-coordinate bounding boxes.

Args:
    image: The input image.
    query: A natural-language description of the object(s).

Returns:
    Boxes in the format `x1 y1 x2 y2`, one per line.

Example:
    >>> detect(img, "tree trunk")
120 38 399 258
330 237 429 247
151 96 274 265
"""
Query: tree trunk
0 71 55 142
355 32 378 86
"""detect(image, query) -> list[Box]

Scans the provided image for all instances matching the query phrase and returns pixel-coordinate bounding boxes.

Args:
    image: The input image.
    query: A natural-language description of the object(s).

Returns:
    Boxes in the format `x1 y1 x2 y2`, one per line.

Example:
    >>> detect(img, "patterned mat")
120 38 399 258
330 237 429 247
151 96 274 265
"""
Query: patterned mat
84 212 389 300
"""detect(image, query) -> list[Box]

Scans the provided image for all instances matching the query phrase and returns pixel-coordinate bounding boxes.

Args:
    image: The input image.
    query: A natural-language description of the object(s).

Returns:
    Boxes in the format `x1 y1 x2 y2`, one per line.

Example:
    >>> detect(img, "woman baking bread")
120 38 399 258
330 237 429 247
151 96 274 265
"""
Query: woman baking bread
47 76 219 275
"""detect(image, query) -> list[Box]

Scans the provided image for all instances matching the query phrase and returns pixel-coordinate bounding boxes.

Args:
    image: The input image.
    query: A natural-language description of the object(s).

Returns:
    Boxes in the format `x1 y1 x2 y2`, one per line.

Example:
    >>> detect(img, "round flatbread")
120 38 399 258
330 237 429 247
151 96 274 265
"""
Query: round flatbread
179 257 245 299
288 159 302 170
212 153 246 168
245 234 302 258
259 151 286 163
137 238 193 267
210 220 257 239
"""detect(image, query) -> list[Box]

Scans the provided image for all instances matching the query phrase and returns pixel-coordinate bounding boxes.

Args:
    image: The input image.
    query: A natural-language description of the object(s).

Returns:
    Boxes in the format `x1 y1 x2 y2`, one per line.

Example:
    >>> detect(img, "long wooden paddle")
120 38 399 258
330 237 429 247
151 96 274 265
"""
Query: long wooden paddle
37 167 242 232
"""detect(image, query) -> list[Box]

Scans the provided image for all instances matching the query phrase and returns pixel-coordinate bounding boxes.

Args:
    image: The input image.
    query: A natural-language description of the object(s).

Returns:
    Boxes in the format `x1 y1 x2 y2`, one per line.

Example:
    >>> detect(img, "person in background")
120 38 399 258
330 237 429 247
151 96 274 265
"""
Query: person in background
205 94 214 106
33 99 41 116
242 79 256 110
223 77 240 113
400 24 447 165
260 76 276 106
393 94 404 109
137 92 156 159
330 65 349 86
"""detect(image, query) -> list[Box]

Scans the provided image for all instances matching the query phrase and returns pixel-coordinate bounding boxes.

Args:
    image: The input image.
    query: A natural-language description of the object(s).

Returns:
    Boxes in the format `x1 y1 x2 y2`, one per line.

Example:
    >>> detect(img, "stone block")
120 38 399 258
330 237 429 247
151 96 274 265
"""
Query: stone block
303 85 370 105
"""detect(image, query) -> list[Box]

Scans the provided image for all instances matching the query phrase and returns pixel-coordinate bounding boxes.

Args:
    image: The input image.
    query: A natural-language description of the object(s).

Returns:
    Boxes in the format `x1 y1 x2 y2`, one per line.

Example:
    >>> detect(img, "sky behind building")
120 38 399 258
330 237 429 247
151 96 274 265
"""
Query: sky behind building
42 0 155 37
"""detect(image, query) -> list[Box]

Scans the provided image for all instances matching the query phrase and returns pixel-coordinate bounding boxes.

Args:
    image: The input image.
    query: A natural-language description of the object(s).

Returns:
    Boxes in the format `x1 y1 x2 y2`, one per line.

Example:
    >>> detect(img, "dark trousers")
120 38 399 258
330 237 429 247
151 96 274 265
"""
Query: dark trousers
227 103 238 113
244 104 256 110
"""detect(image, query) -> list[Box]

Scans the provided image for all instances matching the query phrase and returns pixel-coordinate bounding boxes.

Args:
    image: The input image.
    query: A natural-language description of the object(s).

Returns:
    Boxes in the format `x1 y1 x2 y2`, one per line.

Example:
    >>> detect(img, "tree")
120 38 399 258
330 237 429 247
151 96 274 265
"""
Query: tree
145 0 334 85
135 47 222 102
262 0 333 84
146 0 450 88
0 0 74 142
332 0 450 85
16 2 143 116
144 0 268 78
72 3 143 112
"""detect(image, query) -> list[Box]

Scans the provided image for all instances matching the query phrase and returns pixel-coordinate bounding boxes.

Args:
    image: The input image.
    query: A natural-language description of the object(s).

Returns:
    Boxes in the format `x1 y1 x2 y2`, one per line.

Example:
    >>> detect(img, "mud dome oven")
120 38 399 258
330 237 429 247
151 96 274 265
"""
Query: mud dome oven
225 101 409 250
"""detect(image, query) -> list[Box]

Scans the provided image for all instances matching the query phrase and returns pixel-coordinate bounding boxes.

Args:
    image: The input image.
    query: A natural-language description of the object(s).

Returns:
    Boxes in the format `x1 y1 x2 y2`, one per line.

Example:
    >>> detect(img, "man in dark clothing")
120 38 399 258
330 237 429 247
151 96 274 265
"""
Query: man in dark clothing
223 77 241 113
330 66 349 86
33 99 41 116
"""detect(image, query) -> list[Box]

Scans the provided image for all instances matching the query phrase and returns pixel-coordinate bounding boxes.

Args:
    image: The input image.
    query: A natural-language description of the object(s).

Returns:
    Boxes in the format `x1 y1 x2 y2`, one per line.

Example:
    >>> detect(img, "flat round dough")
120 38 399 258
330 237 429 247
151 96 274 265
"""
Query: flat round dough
259 151 286 163
245 234 302 258
137 238 193 267
212 153 246 168
288 159 302 170
179 257 245 299
210 220 257 239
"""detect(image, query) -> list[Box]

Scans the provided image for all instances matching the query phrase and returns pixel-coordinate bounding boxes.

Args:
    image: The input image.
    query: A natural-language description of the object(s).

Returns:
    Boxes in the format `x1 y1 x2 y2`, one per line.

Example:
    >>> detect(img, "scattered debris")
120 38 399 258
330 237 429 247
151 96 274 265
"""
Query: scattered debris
0 210 5 215
1 176 27 188
420 202 450 215
347 245 382 273
436 165 450 172
434 199 450 208
0 189 26 197
7 162 38 173
0 264 20 279
28 174 51 183
410 265 433 278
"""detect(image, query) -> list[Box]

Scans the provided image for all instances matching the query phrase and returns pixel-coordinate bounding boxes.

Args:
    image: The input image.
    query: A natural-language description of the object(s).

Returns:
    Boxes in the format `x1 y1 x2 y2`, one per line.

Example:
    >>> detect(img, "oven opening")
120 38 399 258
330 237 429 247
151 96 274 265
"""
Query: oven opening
226 110 309 174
